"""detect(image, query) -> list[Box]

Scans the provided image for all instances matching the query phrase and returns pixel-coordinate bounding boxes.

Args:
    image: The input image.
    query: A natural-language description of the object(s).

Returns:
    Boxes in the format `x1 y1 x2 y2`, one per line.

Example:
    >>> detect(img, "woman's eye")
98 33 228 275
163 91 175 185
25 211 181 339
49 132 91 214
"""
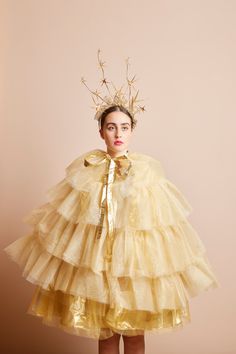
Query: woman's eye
107 126 128 131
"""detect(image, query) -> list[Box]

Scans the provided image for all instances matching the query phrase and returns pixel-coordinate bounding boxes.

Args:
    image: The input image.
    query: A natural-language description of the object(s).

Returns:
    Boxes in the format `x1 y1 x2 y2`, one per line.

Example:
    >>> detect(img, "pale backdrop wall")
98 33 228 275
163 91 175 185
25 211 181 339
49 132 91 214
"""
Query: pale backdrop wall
1 1 235 353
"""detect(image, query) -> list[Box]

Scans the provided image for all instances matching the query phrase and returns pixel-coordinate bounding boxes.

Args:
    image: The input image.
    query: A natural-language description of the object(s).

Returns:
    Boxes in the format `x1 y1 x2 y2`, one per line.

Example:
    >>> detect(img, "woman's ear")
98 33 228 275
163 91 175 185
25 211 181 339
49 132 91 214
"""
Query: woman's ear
99 128 104 139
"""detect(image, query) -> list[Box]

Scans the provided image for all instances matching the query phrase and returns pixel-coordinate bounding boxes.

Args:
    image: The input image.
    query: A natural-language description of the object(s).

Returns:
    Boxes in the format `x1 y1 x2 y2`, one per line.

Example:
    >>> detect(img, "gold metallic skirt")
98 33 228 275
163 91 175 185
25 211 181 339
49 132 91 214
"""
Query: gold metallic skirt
27 285 191 340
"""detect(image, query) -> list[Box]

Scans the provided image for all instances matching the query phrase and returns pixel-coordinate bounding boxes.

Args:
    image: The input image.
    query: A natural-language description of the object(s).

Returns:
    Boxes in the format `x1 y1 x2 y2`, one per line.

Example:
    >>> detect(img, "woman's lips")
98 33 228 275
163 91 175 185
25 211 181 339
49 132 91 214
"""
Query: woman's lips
114 141 123 145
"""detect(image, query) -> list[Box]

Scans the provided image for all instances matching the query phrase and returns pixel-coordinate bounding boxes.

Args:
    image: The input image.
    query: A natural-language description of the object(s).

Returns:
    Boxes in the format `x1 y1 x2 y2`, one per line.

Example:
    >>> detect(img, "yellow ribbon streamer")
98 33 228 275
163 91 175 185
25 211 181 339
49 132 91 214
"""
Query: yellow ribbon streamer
84 150 132 260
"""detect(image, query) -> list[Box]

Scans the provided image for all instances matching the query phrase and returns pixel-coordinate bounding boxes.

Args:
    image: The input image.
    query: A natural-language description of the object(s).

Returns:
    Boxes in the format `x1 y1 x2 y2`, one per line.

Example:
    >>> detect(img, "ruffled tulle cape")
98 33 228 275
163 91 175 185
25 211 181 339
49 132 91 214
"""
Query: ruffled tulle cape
3 149 219 339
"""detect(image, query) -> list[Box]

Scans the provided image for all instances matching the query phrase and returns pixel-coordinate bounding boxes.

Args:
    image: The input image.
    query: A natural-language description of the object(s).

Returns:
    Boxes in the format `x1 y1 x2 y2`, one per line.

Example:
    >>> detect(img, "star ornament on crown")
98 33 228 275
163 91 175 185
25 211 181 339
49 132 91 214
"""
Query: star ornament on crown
81 49 146 128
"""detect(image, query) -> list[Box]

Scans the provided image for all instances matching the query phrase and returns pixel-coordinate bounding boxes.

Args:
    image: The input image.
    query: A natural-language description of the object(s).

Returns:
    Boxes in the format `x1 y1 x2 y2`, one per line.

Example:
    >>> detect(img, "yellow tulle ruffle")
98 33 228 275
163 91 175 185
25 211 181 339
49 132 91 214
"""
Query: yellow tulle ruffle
3 149 220 340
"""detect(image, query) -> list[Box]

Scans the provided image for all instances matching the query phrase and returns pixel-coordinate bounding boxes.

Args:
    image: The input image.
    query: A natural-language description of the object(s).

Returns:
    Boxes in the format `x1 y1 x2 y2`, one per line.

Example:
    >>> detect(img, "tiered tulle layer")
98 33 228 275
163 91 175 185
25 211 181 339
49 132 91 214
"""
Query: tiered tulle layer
3 151 220 339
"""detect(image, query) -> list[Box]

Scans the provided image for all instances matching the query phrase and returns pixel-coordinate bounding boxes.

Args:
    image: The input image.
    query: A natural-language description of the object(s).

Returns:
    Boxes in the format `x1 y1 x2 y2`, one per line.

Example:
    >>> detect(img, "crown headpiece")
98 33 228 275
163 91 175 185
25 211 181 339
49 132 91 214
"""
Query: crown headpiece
81 49 146 128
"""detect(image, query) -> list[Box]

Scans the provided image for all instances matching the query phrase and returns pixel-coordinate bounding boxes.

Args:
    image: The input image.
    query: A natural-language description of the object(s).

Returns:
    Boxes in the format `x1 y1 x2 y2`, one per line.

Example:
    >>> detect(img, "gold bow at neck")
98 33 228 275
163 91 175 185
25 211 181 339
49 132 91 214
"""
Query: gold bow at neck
84 149 132 178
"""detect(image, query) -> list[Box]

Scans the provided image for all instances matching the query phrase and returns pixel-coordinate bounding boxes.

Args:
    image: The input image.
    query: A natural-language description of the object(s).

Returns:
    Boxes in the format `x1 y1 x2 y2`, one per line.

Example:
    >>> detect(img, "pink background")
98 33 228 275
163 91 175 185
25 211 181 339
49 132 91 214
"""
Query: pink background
1 1 234 353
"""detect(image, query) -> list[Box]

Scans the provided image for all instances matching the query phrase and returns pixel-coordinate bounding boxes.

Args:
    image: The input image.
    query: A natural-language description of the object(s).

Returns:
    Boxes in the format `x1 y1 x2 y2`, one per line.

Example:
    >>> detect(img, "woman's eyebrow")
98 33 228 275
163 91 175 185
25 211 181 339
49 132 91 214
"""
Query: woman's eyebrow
106 122 130 126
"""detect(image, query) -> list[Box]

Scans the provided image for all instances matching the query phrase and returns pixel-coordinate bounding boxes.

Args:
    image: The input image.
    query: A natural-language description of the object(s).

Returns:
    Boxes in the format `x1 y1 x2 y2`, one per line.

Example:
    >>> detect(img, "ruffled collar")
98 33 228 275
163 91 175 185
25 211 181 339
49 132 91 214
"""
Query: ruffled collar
84 149 131 177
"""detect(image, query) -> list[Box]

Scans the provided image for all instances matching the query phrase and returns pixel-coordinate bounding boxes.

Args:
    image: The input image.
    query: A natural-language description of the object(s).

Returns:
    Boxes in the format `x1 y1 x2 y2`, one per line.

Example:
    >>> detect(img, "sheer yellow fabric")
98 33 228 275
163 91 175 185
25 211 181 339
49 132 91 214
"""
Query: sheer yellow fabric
3 149 220 340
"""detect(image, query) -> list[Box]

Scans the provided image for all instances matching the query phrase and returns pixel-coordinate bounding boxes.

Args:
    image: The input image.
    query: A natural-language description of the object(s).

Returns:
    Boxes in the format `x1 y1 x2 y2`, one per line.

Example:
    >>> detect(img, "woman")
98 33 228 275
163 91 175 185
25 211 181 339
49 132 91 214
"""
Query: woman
4 51 219 354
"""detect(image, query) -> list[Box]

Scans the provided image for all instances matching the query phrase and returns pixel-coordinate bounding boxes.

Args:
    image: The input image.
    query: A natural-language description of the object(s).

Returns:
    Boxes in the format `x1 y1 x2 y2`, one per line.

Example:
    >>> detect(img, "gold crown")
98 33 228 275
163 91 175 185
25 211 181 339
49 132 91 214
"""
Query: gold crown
81 49 146 127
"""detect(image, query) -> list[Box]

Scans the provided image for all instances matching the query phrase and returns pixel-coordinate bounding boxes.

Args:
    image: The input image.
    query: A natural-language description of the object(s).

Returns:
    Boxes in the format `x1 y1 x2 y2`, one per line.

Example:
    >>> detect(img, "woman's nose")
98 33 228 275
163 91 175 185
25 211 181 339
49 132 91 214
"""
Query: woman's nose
115 131 122 138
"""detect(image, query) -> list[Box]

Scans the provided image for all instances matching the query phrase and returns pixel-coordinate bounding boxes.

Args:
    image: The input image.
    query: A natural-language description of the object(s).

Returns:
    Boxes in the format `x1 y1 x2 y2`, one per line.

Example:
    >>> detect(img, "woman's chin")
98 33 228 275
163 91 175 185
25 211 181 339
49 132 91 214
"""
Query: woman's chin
113 145 128 152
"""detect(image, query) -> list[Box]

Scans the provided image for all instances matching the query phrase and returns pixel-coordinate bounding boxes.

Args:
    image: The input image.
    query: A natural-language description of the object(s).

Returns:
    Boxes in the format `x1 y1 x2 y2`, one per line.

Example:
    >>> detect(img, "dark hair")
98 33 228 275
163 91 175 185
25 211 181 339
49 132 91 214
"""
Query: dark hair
99 105 136 130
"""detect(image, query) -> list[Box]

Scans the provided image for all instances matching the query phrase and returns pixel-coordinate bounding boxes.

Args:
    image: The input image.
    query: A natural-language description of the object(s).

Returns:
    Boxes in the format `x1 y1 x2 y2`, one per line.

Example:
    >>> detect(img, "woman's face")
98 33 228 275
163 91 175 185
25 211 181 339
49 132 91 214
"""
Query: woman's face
99 111 133 157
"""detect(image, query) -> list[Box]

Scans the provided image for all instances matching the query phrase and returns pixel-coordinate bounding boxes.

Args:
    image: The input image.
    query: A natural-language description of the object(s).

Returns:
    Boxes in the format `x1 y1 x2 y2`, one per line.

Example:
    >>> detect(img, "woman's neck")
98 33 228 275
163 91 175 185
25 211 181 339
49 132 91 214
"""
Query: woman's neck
106 148 129 158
